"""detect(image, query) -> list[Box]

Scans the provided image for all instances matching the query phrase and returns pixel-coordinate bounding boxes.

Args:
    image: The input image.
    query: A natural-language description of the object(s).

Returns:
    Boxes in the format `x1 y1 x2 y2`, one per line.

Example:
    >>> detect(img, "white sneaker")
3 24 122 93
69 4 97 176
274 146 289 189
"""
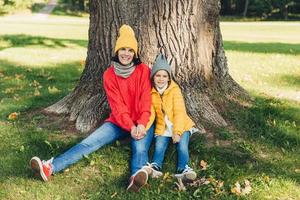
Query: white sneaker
175 165 197 181
148 163 163 178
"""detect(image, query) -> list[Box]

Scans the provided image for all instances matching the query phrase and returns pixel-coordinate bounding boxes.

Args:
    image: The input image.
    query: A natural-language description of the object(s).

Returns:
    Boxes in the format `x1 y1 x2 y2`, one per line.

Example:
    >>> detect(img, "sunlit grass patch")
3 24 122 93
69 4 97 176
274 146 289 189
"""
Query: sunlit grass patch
226 51 300 102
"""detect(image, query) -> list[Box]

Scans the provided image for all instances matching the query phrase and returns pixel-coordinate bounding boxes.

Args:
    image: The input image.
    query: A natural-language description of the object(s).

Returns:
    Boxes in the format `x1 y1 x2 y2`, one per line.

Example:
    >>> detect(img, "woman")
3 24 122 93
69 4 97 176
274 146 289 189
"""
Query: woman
30 24 154 192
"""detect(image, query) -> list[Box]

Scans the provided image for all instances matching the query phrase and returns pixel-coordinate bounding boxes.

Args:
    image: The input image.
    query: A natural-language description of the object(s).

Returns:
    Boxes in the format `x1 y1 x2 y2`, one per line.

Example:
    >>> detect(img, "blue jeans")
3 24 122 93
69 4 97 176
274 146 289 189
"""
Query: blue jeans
51 122 154 175
152 131 190 172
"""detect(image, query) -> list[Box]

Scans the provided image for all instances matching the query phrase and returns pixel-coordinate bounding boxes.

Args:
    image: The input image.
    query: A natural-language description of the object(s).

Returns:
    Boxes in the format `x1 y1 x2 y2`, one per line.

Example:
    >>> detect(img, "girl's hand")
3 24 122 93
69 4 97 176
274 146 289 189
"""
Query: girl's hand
172 134 181 143
136 124 146 139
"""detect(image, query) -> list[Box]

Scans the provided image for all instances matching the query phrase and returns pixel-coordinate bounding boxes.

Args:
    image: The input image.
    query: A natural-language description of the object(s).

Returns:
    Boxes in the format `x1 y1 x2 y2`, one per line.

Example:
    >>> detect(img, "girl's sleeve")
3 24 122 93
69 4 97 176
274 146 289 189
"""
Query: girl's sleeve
136 67 152 127
145 104 155 130
103 73 134 132
172 86 187 135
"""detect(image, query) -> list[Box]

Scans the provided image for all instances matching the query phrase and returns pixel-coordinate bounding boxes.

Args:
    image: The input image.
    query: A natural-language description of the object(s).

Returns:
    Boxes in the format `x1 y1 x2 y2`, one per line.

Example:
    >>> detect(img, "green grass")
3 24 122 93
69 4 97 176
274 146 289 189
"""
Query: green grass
220 22 300 44
0 14 299 199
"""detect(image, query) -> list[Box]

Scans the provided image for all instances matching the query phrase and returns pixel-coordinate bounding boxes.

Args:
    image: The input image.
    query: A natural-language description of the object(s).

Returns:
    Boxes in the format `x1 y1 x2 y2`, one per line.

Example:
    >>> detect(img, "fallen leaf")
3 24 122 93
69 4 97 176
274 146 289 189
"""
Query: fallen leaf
241 179 251 195
34 89 41 96
80 60 85 66
13 95 21 101
31 80 40 87
15 74 25 80
231 182 241 195
163 172 170 181
19 145 25 152
200 160 208 170
90 160 95 166
5 88 14 94
48 86 61 94
8 112 19 120
263 175 270 183
217 180 224 188
110 192 117 198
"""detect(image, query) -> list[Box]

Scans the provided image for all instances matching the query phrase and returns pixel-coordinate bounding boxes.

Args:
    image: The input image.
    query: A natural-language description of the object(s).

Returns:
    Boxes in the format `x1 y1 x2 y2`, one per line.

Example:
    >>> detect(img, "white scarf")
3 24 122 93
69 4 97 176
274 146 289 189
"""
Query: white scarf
155 83 168 95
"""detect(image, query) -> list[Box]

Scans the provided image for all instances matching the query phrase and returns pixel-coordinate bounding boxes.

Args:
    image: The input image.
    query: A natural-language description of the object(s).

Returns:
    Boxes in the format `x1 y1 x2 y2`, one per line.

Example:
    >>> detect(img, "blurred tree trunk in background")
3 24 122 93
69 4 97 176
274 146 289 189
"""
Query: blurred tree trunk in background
45 0 248 134
78 0 84 11
221 0 233 15
243 0 249 17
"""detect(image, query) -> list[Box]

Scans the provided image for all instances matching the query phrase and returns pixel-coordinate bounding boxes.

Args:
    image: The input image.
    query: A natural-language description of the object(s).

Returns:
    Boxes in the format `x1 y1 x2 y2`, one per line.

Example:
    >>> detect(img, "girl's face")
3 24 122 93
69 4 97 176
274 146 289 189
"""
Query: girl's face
118 47 135 65
153 70 170 89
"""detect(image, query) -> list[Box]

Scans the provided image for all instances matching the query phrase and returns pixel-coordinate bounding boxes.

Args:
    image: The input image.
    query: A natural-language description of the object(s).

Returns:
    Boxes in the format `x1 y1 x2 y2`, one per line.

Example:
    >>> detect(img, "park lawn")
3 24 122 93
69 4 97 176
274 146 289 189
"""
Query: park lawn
0 15 299 199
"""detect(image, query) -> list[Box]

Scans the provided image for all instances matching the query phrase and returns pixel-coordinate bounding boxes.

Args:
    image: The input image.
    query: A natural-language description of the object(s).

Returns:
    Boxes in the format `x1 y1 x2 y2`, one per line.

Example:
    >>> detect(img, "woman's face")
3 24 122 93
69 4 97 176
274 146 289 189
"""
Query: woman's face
153 70 169 89
118 47 135 65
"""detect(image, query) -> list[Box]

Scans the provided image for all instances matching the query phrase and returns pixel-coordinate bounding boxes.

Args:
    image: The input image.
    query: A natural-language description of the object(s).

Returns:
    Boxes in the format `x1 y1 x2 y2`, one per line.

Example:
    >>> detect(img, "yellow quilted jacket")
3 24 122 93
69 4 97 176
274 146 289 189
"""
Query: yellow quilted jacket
146 80 195 135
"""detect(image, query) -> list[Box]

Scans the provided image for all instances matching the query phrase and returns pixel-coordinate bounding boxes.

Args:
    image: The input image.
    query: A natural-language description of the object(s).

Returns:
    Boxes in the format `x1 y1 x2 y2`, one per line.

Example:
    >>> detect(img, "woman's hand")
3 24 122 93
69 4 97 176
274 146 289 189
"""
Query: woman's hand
136 124 146 140
172 134 181 143
130 126 138 140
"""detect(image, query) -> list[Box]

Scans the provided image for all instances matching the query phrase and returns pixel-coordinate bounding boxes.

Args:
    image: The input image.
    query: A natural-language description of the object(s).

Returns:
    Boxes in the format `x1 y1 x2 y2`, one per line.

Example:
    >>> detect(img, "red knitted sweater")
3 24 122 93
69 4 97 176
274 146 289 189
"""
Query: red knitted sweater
103 63 152 132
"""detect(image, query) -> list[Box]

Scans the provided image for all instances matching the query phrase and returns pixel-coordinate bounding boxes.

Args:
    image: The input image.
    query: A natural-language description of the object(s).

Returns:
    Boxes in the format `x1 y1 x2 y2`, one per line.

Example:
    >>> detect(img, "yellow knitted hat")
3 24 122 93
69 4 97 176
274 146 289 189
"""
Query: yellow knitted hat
114 24 138 55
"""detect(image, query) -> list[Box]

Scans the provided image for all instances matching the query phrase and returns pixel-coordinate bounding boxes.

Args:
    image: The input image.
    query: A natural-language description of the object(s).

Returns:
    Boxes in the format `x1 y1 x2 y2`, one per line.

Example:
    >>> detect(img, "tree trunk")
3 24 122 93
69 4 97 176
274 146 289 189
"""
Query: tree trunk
242 0 249 17
78 0 85 11
45 0 248 134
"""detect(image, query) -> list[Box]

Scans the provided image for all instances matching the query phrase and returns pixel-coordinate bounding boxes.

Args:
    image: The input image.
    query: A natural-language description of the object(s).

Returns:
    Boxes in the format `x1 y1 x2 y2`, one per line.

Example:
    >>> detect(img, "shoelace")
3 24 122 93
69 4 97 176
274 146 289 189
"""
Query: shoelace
182 165 193 173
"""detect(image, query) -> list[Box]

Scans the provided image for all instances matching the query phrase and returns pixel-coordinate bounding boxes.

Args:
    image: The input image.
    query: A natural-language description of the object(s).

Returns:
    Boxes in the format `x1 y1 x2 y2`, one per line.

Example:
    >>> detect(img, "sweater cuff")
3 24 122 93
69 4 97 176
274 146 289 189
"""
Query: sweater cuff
121 114 135 131
136 112 150 127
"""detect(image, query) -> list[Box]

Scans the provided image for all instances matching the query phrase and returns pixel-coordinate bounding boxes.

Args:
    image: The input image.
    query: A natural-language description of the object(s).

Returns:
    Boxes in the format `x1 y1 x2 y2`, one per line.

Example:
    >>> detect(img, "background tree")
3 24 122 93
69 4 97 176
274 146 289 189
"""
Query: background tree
242 0 249 17
45 0 248 134
220 0 300 19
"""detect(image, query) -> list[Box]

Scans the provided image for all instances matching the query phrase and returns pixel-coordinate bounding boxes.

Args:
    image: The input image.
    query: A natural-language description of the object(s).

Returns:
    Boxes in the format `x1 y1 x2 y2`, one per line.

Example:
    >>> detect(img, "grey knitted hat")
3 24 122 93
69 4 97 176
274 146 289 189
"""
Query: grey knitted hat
150 53 171 79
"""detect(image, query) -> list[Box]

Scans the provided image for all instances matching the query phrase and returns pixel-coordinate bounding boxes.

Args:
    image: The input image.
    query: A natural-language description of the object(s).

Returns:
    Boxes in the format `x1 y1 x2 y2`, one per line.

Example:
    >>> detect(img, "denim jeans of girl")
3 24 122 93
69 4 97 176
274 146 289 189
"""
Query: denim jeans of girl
152 131 190 172
51 122 154 175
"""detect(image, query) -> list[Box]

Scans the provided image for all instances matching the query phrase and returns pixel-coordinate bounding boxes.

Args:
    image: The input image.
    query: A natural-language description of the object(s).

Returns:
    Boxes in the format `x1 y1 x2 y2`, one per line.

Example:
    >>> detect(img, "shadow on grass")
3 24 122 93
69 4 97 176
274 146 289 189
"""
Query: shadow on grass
31 2 87 17
228 96 300 149
223 41 300 55
272 74 300 88
0 57 84 182
0 34 88 50
0 58 82 119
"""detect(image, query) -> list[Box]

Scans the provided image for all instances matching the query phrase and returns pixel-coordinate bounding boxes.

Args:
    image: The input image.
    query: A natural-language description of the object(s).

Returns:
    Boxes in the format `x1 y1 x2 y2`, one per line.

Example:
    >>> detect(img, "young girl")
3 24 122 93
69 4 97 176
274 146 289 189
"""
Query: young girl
148 54 197 181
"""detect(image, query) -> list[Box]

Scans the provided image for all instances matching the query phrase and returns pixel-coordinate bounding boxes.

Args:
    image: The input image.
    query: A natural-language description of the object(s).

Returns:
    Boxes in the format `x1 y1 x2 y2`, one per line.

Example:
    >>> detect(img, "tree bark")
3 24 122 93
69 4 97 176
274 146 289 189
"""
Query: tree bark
45 0 248 134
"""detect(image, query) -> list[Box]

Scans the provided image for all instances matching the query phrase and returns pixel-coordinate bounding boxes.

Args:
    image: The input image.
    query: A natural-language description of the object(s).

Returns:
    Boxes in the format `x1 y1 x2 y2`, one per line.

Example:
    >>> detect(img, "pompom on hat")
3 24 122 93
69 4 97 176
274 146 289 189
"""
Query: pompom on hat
114 24 138 55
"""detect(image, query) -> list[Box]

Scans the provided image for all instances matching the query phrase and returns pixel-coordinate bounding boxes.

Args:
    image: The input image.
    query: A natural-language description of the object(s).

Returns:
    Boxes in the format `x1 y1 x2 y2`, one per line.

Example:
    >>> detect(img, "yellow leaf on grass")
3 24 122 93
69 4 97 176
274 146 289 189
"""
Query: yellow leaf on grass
231 182 241 195
163 172 171 181
48 86 61 94
263 175 270 183
8 112 19 120
241 179 252 195
200 160 208 170
4 88 14 94
111 192 117 198
295 169 300 173
31 80 40 87
80 60 85 66
34 89 41 96
217 180 224 188
13 95 21 101
15 74 25 80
